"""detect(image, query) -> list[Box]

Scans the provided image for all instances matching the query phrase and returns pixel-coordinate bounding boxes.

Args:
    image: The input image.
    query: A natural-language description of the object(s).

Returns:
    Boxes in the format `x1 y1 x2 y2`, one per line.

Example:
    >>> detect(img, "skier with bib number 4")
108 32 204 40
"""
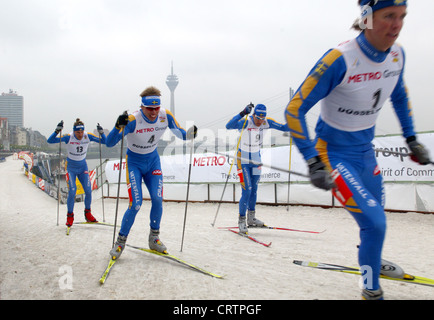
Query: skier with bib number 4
47 119 107 227
285 0 431 299
106 86 197 259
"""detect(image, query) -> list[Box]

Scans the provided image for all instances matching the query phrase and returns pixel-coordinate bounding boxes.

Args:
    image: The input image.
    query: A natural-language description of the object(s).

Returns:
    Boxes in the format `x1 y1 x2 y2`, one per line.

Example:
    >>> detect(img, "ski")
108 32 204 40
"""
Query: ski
99 258 117 284
219 225 325 234
75 221 114 227
67 222 113 235
126 244 224 279
293 260 434 287
227 228 272 247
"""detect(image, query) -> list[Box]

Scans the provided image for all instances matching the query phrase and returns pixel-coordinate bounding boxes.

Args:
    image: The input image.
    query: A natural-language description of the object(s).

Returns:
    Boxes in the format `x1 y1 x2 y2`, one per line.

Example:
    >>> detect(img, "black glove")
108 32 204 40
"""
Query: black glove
186 125 198 140
97 123 104 135
239 103 254 117
115 112 129 129
55 120 64 134
307 156 335 191
406 136 431 165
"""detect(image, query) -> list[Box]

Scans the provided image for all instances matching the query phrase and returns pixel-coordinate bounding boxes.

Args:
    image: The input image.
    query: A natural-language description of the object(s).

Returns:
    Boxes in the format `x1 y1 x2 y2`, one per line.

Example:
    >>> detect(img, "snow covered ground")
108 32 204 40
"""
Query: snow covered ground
0 156 433 301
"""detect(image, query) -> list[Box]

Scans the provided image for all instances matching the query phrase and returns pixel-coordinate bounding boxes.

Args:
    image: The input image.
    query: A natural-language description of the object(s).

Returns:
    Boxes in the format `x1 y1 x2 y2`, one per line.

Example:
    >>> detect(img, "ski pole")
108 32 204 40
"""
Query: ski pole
215 150 309 178
180 129 196 252
98 123 106 222
374 148 434 165
286 136 293 211
374 148 411 157
112 112 127 247
211 113 249 227
57 121 63 226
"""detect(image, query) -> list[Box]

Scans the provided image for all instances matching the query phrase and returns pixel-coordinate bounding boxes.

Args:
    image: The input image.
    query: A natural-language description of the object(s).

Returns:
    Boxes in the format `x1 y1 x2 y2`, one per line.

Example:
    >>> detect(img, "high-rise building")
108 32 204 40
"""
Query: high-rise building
0 89 24 128
166 62 179 116
0 117 10 149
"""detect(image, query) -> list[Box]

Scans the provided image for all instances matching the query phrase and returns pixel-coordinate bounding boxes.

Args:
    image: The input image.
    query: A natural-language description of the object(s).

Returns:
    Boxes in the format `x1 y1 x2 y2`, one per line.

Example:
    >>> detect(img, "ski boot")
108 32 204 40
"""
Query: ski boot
238 215 248 234
362 287 384 300
84 209 98 223
149 229 167 254
66 212 74 227
247 210 265 227
110 235 127 260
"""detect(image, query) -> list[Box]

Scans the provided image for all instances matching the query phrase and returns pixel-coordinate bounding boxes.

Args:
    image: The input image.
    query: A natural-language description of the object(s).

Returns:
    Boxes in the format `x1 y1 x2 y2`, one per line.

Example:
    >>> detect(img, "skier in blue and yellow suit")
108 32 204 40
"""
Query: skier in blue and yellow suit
47 118 106 227
226 103 289 234
285 0 431 299
106 86 197 258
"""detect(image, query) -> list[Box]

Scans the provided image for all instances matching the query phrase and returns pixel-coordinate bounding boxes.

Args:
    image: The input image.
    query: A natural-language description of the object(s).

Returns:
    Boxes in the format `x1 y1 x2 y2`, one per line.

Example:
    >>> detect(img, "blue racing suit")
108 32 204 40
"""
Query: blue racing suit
285 32 415 291
106 108 187 236
226 114 289 216
47 131 106 213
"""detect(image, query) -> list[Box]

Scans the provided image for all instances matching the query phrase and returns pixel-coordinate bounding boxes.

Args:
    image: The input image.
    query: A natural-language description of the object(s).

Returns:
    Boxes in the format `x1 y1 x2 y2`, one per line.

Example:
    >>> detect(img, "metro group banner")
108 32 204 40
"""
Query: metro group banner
105 132 434 184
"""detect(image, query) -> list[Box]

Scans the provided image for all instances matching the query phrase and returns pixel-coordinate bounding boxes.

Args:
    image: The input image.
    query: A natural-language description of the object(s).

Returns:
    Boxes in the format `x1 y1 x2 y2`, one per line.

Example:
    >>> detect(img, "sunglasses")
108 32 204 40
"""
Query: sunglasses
145 106 160 111
255 114 266 120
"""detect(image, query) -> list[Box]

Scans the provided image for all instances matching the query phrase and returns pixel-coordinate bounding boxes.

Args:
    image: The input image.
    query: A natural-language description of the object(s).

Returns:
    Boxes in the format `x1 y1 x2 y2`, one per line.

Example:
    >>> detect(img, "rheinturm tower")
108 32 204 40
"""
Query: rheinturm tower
166 62 179 116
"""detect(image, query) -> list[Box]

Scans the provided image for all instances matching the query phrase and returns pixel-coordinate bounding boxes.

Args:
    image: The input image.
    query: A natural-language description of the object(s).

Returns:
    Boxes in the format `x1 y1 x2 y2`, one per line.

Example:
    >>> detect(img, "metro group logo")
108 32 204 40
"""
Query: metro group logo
193 155 227 167
348 71 382 83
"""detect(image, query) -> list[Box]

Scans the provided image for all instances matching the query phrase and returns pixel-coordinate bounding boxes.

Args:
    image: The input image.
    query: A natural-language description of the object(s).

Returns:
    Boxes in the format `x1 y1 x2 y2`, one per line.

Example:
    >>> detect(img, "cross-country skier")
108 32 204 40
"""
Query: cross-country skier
285 0 431 299
226 103 289 234
106 86 197 258
47 119 106 227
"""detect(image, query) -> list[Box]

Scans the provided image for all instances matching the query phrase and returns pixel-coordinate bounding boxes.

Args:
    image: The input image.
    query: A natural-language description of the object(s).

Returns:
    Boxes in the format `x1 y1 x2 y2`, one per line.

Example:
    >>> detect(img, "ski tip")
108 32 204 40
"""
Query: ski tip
403 274 416 280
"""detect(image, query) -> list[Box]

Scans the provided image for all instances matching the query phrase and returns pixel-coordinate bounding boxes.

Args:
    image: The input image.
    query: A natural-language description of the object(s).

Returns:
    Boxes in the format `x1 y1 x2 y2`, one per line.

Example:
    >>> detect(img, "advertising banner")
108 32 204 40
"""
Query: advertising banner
105 132 434 184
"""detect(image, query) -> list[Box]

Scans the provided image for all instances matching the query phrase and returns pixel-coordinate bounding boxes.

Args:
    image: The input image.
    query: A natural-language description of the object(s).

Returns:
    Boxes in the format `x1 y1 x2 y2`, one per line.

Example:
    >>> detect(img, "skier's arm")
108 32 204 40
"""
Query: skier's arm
267 117 290 132
166 110 188 140
88 132 107 144
106 114 134 147
390 47 415 140
47 132 70 144
285 48 347 161
226 104 253 130
226 114 247 130
47 121 70 144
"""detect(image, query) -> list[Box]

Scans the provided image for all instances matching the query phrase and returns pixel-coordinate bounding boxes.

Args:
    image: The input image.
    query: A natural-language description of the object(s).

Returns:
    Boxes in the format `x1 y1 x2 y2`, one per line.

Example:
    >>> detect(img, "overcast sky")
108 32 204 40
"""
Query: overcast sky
1 0 433 141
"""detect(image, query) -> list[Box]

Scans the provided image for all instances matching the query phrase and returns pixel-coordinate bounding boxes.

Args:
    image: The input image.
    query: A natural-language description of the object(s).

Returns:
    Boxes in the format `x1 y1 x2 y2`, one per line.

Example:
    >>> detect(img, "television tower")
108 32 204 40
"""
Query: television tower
166 61 179 116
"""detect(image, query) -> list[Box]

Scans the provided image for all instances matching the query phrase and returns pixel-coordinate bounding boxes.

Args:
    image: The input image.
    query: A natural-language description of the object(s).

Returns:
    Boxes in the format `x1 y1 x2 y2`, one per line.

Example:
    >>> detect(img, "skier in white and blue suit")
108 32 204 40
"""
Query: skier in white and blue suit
47 118 106 227
285 0 431 299
226 104 289 234
106 86 197 259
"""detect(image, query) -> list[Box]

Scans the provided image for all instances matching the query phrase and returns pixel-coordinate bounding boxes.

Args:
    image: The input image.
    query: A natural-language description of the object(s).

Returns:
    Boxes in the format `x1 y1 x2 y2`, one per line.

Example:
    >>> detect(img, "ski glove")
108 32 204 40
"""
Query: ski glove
55 120 64 134
97 123 104 135
407 136 431 165
307 156 336 191
239 103 254 117
186 125 198 140
115 112 129 130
